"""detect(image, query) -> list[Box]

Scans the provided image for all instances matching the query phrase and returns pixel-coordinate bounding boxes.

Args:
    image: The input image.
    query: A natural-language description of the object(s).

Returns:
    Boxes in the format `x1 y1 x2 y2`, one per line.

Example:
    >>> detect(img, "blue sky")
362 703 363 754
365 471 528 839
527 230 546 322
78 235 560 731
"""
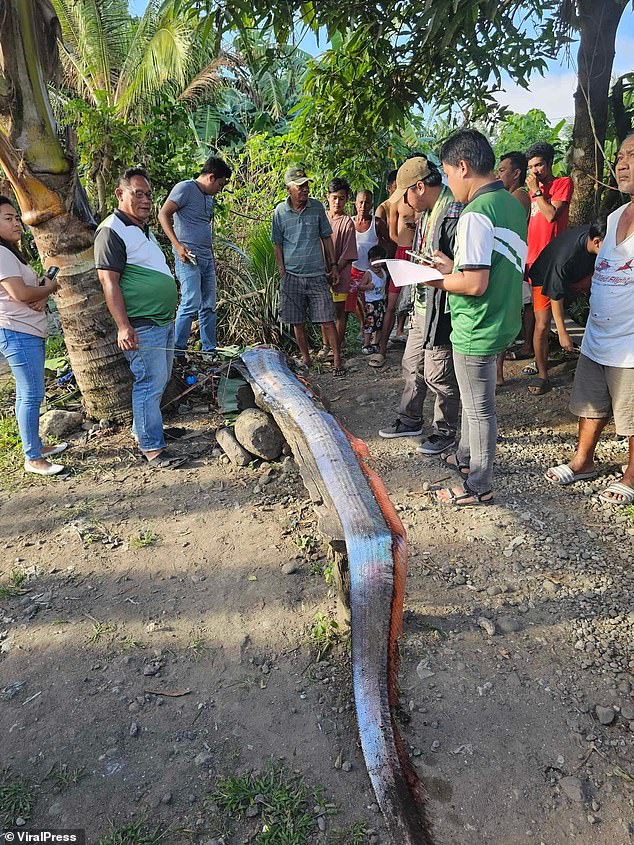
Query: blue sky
131 1 633 122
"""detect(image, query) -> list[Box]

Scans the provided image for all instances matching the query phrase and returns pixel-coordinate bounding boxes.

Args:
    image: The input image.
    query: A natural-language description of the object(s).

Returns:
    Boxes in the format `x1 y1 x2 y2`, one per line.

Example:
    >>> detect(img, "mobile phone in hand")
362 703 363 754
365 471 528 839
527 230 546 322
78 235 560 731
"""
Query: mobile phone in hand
40 266 59 286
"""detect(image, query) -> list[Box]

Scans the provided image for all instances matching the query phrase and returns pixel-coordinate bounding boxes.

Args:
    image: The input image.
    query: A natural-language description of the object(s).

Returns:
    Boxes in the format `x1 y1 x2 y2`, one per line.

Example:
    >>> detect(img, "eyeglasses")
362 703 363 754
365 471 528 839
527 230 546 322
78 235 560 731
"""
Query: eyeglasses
127 189 153 200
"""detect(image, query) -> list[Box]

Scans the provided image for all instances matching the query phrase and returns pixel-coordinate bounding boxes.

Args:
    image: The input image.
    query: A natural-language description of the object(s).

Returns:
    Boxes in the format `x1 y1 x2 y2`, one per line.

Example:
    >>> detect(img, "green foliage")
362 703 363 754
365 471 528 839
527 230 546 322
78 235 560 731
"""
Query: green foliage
97 818 170 845
63 98 203 218
0 567 29 600
0 414 22 480
208 765 331 844
0 769 35 826
52 0 226 119
215 227 295 349
290 5 562 170
492 109 568 163
46 763 86 789
331 821 370 845
217 132 303 244
128 529 161 549
308 612 344 660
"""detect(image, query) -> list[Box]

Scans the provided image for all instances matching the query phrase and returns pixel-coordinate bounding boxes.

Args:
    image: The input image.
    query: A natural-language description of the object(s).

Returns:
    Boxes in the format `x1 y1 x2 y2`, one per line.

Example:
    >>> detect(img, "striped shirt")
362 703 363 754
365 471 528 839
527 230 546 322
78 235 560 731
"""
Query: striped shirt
271 198 332 277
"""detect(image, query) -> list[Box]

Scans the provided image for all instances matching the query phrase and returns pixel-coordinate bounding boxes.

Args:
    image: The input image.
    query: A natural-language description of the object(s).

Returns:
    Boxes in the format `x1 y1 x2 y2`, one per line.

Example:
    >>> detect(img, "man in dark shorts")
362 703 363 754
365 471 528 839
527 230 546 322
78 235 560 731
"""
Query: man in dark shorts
545 134 634 505
272 165 344 375
530 218 606 353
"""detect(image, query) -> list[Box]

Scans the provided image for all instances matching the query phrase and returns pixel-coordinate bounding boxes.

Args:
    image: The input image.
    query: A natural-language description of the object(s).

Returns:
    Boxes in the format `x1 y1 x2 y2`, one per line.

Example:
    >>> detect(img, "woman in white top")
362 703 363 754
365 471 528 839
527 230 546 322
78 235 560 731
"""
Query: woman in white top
0 196 68 476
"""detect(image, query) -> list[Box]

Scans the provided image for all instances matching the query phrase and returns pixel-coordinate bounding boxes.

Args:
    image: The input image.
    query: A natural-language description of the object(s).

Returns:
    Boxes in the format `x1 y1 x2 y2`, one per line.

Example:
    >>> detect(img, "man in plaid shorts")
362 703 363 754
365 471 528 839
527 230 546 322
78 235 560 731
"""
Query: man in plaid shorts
272 165 344 376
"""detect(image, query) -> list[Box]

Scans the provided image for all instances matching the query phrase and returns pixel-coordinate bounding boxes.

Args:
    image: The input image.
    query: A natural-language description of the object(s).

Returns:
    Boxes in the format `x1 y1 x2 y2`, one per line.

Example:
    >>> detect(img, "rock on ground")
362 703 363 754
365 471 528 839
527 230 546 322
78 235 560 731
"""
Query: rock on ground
40 410 84 439
215 427 254 466
234 408 284 461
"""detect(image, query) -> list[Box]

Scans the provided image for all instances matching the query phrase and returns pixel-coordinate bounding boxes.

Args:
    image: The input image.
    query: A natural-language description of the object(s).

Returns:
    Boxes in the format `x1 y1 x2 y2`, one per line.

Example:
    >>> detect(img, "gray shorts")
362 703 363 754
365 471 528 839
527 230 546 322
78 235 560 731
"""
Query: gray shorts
279 272 335 325
570 354 634 435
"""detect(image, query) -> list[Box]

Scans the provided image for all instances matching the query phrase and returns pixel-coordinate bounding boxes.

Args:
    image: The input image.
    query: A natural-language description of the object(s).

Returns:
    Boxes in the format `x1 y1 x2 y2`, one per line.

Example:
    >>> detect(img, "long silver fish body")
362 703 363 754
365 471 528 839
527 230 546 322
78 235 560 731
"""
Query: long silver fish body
241 347 433 845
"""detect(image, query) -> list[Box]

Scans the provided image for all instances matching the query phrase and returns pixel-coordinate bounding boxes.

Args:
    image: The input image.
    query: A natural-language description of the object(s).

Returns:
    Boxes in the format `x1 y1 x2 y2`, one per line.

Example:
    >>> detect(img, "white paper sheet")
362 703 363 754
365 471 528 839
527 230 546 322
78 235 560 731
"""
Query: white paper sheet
371 258 443 288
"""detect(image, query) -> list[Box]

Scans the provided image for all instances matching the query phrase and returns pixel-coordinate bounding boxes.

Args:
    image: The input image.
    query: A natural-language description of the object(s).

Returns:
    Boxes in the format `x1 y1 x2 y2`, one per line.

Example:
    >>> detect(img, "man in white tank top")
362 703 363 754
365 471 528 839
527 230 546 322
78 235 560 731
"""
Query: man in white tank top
545 134 634 505
353 190 391 269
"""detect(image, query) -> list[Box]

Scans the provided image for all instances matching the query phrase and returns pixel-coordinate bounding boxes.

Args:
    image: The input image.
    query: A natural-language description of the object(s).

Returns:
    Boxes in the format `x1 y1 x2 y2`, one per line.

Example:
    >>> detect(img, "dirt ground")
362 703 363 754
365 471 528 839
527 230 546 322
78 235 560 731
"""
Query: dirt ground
1 343 633 845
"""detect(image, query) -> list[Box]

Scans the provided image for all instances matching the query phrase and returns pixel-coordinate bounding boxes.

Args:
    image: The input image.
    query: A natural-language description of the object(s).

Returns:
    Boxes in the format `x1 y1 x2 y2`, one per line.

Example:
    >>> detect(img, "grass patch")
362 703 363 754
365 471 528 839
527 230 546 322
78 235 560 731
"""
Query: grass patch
0 413 22 477
46 762 86 789
624 505 634 524
0 768 35 826
97 818 171 845
187 627 208 659
331 821 370 844
207 765 333 845
129 529 161 550
0 567 29 600
87 620 118 645
294 533 317 554
62 499 98 519
308 612 345 661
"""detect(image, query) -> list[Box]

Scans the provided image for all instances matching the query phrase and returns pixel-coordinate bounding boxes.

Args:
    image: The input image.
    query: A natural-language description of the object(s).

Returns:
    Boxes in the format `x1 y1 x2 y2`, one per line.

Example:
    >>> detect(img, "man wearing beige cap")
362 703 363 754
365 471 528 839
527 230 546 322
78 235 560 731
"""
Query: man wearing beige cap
272 165 344 375
378 156 463 456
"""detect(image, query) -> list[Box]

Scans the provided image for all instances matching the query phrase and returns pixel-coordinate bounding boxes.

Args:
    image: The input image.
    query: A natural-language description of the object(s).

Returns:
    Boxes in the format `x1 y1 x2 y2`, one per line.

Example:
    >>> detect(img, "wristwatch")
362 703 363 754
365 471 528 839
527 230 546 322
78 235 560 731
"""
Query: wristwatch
533 190 543 197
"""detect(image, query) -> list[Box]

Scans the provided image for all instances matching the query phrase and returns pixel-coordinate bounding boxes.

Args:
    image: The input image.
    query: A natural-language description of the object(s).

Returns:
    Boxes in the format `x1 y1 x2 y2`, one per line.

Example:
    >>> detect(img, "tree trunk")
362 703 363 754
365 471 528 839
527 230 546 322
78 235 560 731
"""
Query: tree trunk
0 0 132 421
568 0 626 225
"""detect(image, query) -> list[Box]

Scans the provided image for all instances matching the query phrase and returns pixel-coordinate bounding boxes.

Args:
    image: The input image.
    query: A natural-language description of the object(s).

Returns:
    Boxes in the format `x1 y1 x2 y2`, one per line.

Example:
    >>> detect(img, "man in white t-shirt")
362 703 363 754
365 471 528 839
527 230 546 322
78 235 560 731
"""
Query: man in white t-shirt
545 134 634 504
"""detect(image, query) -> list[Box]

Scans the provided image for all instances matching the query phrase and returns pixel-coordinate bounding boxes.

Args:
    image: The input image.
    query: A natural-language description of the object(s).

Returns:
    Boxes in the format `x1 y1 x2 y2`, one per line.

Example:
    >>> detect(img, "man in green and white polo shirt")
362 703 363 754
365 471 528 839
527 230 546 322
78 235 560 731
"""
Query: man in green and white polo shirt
95 168 184 470
426 130 528 505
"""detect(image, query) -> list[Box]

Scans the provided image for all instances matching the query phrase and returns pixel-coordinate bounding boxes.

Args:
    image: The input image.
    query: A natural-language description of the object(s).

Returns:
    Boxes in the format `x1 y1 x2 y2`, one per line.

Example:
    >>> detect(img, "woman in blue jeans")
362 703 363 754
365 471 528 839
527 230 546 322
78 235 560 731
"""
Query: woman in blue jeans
0 196 68 476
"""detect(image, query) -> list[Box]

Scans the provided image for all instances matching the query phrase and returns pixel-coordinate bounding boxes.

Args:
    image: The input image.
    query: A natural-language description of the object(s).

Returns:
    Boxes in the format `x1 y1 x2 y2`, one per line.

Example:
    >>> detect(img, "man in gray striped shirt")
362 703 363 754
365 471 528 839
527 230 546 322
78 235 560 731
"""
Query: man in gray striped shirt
272 165 344 376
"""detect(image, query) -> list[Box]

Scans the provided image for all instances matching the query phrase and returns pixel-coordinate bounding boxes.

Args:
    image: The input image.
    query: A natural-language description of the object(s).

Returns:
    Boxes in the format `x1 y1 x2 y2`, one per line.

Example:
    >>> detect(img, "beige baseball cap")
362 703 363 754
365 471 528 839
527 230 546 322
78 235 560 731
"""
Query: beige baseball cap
389 156 433 204
284 165 310 186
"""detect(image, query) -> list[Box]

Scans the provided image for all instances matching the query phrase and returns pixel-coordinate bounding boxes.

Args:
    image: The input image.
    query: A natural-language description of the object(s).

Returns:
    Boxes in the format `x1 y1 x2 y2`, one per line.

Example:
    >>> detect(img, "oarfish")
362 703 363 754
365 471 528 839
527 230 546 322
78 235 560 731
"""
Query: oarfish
240 347 434 845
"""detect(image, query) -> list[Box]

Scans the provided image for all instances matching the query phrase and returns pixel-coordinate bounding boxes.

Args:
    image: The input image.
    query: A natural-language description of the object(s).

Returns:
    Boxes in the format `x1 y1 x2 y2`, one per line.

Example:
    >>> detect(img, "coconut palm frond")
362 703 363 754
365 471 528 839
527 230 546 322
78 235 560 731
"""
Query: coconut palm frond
179 57 228 103
114 0 162 105
116 0 200 115
51 0 129 101
57 42 99 106
261 71 286 120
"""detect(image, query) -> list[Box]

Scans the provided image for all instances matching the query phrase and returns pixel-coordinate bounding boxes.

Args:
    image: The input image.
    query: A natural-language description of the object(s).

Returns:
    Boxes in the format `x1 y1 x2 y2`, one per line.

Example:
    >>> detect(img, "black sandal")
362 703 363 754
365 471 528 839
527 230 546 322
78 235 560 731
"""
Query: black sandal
441 451 470 478
432 486 494 507
332 366 346 378
528 377 551 395
144 448 188 469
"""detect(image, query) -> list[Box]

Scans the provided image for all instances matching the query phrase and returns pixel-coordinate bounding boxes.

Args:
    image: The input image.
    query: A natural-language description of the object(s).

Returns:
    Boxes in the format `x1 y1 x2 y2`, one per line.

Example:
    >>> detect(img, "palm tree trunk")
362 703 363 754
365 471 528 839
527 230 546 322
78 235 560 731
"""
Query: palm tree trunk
0 0 132 421
568 0 626 225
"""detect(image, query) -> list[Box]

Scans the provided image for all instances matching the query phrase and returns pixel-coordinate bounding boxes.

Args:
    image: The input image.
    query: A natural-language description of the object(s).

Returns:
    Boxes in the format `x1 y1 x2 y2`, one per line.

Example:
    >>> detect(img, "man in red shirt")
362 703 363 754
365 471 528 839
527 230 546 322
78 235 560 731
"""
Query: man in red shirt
525 142 574 394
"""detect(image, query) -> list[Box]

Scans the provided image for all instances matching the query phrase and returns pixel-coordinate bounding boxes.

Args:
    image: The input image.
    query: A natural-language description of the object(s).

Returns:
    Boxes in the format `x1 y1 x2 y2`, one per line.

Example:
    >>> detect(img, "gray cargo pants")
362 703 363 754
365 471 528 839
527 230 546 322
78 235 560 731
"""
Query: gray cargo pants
398 313 460 435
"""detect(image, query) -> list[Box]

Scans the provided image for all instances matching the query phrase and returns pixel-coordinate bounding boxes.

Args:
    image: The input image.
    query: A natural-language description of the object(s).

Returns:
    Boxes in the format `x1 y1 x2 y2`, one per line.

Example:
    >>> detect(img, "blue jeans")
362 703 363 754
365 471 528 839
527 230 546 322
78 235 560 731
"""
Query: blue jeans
174 253 216 355
0 327 46 460
124 323 174 452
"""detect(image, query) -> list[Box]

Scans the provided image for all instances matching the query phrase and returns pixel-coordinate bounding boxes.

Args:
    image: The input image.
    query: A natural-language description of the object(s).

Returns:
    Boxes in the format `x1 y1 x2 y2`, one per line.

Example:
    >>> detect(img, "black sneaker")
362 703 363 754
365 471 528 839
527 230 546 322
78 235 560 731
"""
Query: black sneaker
378 419 424 439
416 433 457 455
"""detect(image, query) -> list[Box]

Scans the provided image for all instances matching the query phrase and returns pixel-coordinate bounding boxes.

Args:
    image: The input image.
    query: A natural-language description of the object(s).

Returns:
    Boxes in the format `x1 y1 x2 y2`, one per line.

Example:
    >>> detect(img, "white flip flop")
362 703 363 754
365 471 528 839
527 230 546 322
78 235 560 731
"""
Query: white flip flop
545 464 598 485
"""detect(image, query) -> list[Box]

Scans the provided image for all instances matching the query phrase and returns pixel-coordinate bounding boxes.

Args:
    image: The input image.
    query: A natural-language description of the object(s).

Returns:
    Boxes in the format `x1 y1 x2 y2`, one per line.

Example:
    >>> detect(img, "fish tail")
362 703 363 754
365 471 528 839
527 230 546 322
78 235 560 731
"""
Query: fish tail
347 433 435 845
